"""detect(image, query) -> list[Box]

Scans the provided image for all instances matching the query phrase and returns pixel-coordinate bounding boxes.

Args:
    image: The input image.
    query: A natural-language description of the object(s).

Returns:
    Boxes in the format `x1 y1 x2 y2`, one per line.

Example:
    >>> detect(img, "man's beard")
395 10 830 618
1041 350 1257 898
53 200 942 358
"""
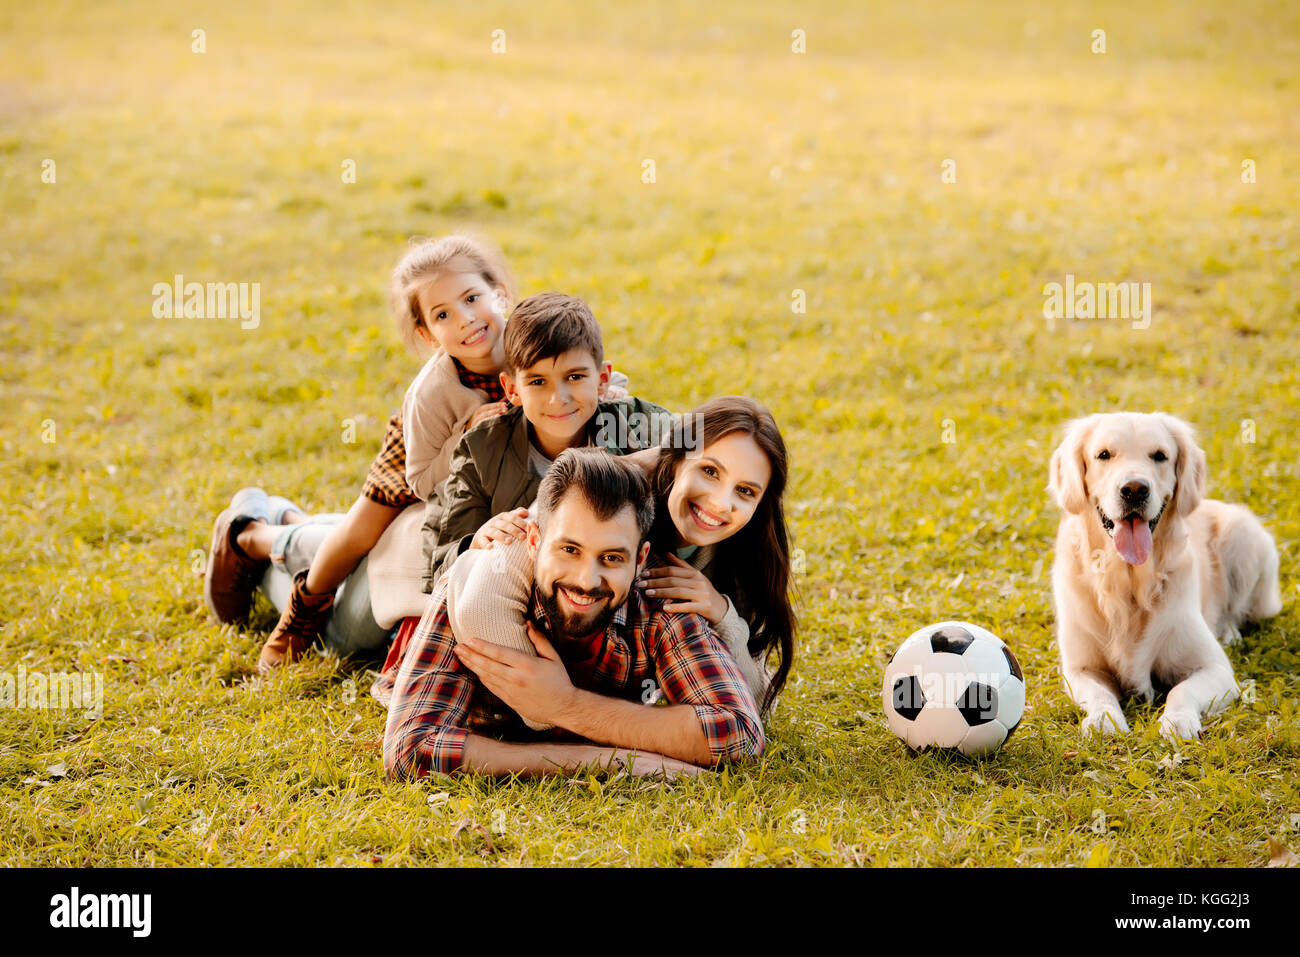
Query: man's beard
539 581 619 640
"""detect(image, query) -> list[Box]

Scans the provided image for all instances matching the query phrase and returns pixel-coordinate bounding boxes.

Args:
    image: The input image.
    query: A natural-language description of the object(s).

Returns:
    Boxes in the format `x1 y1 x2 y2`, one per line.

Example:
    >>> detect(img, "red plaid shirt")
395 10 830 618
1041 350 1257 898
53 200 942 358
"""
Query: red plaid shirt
382 557 765 778
453 358 505 404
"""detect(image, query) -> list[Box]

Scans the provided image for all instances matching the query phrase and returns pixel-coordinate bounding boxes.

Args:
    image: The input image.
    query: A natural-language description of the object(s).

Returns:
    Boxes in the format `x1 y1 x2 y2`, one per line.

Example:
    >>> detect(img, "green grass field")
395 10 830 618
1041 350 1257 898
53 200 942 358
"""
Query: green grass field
2 0 1298 866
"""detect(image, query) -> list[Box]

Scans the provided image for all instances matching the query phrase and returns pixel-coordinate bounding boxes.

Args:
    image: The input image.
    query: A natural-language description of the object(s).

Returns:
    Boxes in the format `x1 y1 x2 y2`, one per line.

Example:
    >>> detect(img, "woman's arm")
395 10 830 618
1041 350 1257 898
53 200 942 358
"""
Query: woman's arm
640 555 771 704
712 597 771 704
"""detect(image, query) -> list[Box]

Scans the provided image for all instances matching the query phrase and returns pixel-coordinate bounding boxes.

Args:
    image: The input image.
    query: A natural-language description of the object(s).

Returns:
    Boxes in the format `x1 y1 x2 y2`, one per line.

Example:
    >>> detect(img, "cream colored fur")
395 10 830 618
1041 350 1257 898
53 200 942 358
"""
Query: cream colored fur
1048 413 1281 739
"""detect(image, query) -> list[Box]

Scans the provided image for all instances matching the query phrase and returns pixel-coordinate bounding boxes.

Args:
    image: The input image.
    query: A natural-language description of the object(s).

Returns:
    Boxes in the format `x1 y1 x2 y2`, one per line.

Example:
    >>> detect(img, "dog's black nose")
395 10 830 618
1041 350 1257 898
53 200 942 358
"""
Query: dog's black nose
1120 479 1149 502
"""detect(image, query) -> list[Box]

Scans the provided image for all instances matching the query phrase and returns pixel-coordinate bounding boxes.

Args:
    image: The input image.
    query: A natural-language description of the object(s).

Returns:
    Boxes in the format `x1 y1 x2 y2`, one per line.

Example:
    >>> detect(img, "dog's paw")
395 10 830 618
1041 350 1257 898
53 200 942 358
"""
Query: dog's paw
1219 624 1243 647
1082 709 1129 736
1159 709 1203 740
1206 684 1241 716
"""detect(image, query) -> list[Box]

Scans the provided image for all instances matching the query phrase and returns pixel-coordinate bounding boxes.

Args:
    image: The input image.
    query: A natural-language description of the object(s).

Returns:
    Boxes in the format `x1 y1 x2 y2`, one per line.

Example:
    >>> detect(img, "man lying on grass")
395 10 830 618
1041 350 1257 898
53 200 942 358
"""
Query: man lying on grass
382 447 765 780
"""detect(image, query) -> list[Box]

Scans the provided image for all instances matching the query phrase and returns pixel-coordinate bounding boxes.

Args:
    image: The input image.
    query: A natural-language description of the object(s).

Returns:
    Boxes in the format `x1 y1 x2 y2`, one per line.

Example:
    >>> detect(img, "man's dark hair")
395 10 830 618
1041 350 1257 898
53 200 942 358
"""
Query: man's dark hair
503 292 604 376
536 448 654 543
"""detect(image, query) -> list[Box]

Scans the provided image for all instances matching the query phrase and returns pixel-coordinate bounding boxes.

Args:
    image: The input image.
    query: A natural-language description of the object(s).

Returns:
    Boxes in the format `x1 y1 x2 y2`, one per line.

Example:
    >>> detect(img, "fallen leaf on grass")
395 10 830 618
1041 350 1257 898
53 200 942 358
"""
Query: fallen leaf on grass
1157 752 1186 771
1266 839 1298 868
452 821 496 855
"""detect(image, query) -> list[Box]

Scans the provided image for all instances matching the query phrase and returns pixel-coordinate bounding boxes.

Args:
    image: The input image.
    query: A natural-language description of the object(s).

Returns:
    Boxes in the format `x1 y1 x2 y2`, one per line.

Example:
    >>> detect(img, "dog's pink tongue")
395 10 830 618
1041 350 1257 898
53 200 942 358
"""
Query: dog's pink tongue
1114 516 1152 565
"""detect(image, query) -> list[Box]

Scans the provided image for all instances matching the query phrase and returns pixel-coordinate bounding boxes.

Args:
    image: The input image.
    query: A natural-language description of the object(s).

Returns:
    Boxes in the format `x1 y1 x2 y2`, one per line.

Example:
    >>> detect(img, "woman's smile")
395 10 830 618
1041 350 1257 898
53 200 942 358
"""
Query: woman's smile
689 501 728 530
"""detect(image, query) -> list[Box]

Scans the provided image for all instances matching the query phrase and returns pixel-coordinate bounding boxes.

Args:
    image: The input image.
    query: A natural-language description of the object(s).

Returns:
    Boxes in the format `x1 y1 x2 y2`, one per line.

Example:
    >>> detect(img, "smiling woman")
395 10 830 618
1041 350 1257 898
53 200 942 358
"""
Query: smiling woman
664 430 771 545
644 397 797 714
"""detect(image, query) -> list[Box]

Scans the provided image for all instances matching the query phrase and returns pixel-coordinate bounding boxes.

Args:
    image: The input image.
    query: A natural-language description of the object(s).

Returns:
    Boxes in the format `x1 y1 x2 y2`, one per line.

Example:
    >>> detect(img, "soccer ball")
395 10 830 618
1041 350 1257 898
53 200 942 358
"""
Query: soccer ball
882 621 1026 757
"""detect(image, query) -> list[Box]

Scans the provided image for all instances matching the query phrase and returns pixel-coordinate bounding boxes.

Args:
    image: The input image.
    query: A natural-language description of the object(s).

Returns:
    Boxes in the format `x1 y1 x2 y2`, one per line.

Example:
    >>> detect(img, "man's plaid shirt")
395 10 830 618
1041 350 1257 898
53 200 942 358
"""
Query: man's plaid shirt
382 557 765 778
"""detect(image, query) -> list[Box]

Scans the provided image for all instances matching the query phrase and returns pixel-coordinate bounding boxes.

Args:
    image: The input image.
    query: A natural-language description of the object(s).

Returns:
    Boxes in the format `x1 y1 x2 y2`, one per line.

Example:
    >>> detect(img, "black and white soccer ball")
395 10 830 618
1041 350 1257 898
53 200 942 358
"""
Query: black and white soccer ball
882 621 1026 757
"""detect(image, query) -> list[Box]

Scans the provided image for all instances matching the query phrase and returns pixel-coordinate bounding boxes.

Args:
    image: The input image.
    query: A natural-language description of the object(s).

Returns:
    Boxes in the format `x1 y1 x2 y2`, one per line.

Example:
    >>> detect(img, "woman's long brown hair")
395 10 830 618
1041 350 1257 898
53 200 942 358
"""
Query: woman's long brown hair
648 396 796 716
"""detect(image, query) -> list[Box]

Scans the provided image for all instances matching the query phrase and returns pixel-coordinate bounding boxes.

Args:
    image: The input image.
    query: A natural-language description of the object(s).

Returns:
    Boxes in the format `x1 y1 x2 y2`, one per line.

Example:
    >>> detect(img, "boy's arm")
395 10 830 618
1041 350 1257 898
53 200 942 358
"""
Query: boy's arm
420 435 486 592
627 397 675 453
592 396 675 456
426 439 496 586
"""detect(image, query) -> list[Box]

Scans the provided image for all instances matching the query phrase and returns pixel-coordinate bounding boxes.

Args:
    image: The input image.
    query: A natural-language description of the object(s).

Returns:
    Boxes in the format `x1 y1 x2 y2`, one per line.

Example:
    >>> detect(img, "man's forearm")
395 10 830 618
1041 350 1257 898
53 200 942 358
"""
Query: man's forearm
555 690 714 766
460 734 686 777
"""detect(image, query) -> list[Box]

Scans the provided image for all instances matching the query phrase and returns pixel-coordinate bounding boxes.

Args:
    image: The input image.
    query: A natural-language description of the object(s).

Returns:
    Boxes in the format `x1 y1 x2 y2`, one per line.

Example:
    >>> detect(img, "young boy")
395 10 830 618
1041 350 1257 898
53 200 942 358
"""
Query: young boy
419 291 672 592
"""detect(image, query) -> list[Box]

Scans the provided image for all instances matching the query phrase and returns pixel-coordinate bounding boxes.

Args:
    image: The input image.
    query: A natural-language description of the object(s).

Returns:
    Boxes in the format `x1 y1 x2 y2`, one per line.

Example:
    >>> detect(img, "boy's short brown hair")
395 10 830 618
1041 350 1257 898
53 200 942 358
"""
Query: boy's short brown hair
503 292 604 375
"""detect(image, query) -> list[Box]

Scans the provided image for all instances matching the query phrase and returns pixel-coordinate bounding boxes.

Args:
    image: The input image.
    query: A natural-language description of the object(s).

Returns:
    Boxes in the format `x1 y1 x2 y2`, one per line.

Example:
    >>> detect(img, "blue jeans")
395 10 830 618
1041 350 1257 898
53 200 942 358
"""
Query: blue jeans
257 515 393 658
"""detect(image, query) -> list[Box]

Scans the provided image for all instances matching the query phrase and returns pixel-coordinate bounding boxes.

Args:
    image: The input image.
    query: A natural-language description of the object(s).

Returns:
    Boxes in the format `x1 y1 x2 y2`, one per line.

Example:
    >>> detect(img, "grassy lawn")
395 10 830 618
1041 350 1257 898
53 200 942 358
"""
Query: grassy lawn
2 0 1298 866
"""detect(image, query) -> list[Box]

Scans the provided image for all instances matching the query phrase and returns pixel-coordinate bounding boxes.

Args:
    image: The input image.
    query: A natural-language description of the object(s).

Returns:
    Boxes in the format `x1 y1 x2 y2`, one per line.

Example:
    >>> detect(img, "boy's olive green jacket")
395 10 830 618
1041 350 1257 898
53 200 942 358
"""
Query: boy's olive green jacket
420 396 673 592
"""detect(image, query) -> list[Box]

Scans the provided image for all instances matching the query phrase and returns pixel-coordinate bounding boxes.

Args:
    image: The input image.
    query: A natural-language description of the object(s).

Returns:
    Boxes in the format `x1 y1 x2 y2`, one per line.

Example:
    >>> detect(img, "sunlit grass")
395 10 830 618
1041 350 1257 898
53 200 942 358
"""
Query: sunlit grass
1 0 1298 866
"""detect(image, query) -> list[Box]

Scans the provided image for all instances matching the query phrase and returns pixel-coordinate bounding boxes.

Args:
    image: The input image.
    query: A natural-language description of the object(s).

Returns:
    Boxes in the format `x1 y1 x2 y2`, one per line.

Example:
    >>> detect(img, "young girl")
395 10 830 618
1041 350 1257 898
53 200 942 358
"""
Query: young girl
434 396 796 721
203 234 517 671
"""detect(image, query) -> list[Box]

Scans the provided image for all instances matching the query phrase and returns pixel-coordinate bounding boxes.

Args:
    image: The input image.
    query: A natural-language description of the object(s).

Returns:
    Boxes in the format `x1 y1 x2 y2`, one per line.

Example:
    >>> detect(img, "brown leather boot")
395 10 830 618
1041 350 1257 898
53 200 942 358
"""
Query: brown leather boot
204 503 269 624
258 570 333 673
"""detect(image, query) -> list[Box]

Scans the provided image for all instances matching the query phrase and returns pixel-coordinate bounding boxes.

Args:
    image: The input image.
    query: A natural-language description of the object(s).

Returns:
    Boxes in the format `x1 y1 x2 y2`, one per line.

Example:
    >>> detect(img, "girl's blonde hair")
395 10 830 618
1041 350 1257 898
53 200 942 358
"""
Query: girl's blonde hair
389 234 515 353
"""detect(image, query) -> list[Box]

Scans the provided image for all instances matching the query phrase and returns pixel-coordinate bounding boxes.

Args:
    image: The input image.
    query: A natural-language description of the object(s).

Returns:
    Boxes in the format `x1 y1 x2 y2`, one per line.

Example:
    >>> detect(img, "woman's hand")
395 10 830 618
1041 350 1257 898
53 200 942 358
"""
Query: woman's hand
467 399 510 430
470 507 531 550
637 553 729 624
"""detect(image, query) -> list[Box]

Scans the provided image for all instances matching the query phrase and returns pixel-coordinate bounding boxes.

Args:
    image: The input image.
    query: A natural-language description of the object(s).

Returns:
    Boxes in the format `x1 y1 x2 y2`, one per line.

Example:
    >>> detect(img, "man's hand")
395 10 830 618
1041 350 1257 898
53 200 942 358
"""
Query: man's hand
606 750 701 780
637 553 729 625
453 623 576 728
467 399 510 430
460 737 702 780
469 508 531 550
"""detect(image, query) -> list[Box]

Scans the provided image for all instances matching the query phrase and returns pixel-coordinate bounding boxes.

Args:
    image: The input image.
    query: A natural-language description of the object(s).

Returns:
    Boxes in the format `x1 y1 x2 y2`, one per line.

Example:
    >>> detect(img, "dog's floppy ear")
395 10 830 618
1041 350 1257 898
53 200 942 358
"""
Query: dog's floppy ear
1049 417 1091 514
1161 413 1206 516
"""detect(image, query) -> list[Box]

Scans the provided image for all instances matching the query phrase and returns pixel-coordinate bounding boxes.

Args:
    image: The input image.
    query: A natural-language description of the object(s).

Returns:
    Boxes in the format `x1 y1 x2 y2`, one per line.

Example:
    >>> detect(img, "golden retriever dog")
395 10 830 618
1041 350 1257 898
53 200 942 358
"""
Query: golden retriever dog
1048 413 1281 739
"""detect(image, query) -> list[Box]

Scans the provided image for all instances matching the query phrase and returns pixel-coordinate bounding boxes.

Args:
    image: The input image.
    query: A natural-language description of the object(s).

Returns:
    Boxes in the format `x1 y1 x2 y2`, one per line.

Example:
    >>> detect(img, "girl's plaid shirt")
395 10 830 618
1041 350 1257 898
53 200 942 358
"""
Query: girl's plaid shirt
382 557 765 778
